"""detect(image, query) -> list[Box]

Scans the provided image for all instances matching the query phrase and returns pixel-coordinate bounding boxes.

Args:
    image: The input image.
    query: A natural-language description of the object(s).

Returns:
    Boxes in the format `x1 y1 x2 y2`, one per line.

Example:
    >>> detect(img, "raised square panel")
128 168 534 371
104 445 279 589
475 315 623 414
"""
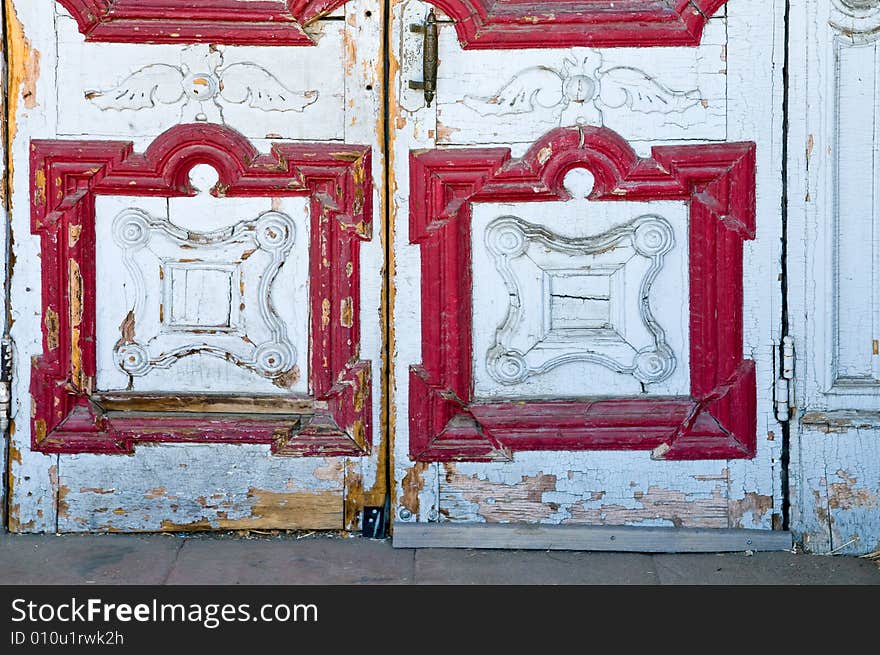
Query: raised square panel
95 186 311 396
167 263 239 331
549 273 613 331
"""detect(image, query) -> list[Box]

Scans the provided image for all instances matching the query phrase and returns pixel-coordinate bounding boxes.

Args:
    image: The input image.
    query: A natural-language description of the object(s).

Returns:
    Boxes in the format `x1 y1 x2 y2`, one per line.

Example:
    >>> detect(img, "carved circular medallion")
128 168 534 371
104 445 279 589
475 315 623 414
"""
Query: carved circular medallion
633 217 674 257
255 212 296 252
255 342 295 376
830 0 880 38
113 210 152 249
490 351 529 385
634 346 676 384
486 220 528 258
564 75 598 103
116 343 151 376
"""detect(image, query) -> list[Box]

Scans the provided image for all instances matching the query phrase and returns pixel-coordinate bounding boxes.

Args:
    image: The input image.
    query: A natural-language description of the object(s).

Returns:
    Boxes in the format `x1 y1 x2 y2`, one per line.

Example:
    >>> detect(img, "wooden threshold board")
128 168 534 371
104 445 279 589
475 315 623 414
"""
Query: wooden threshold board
393 524 793 553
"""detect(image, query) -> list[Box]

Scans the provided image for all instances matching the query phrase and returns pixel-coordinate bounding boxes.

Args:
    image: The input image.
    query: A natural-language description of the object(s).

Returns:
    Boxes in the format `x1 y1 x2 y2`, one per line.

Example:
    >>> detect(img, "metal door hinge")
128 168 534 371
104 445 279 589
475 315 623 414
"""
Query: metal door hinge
774 336 794 422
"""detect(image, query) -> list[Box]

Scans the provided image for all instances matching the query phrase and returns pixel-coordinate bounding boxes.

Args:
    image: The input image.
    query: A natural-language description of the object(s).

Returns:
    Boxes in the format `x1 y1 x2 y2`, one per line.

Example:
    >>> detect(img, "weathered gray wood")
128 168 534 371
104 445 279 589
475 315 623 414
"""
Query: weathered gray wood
393 523 793 553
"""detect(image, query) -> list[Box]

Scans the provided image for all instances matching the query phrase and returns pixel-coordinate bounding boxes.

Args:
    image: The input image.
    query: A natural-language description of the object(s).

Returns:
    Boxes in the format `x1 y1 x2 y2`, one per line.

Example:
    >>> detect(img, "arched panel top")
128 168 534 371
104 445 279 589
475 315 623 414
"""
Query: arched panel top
56 0 349 45
427 0 728 49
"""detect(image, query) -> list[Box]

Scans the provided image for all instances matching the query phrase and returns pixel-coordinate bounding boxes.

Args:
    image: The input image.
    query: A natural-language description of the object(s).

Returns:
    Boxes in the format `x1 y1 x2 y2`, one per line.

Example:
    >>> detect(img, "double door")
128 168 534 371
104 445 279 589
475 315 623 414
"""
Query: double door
5 0 785 538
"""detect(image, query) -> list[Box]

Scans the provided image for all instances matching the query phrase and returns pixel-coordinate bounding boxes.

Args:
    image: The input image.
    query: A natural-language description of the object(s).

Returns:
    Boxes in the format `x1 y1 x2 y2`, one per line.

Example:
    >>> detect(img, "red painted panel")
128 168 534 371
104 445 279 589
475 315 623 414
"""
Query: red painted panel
30 124 373 456
56 0 348 45
427 0 727 48
409 126 756 462
57 0 727 48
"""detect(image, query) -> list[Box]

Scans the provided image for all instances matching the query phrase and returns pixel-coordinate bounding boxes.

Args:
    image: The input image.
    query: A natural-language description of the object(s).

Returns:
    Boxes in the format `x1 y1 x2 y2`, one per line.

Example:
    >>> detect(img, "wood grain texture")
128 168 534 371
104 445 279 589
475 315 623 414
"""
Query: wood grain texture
407 126 757 462
56 445 345 532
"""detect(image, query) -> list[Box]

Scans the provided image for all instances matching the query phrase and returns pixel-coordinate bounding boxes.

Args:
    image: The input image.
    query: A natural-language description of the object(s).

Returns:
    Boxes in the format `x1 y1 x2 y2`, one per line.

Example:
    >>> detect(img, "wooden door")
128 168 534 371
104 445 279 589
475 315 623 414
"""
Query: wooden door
390 0 789 543
5 0 386 532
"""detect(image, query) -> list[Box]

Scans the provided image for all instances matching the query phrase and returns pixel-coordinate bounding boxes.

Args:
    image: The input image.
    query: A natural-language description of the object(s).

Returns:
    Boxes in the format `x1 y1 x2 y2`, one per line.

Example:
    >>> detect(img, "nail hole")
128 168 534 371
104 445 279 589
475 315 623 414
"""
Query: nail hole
365 10 372 17
366 84 373 91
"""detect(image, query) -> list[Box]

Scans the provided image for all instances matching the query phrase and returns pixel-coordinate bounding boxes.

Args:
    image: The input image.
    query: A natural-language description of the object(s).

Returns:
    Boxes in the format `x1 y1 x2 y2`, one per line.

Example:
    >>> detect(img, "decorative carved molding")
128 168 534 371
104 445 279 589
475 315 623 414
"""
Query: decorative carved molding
409 126 757 462
486 214 677 386
830 0 880 38
111 207 300 385
58 0 727 48
424 0 728 49
462 51 703 128
56 0 349 46
86 46 318 124
30 124 373 456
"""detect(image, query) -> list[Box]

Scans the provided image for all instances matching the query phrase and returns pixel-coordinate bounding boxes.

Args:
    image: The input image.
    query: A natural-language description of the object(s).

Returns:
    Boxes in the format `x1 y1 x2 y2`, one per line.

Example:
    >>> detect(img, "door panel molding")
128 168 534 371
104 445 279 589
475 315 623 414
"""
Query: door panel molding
30 123 373 456
408 126 757 462
56 0 348 45
425 0 727 49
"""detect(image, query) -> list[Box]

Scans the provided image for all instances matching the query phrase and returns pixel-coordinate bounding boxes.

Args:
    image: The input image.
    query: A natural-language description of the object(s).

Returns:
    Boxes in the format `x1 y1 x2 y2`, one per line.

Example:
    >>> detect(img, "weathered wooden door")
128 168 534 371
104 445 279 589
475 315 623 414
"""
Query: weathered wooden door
5 0 795 542
6 0 386 532
787 0 880 554
390 0 789 544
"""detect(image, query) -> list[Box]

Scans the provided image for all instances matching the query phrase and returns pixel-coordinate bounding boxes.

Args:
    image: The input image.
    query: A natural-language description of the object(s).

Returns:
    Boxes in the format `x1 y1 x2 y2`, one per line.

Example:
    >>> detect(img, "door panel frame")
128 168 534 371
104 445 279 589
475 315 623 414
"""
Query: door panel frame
408 126 757 463
29 123 373 456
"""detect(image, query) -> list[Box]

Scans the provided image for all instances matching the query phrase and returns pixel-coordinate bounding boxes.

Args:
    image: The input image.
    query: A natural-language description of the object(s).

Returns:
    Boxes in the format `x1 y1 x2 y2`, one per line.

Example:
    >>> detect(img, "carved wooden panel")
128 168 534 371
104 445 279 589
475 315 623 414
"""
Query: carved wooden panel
56 19 345 140
30 124 373 456
483 213 678 388
826 1 880 394
395 4 727 144
94 181 311 395
408 126 757 462
56 0 350 45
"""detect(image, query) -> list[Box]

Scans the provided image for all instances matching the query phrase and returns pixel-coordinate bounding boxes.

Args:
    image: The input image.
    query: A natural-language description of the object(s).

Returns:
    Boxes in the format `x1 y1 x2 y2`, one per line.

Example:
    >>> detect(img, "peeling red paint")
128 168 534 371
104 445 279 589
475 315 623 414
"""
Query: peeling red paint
408 126 757 462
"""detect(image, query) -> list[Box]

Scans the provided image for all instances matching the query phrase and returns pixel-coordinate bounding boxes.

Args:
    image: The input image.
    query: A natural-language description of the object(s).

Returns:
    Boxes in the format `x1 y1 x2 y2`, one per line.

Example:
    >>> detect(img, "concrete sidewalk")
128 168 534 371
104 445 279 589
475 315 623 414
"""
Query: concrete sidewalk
1 532 879 585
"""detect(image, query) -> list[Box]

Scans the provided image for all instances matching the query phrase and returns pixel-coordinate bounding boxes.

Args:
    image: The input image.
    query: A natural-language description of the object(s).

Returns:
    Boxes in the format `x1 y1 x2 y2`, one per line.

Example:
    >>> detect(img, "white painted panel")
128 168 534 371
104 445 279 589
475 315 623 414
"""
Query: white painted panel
833 40 880 384
432 20 727 146
94 172 311 395
54 15 345 141
471 170 690 399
